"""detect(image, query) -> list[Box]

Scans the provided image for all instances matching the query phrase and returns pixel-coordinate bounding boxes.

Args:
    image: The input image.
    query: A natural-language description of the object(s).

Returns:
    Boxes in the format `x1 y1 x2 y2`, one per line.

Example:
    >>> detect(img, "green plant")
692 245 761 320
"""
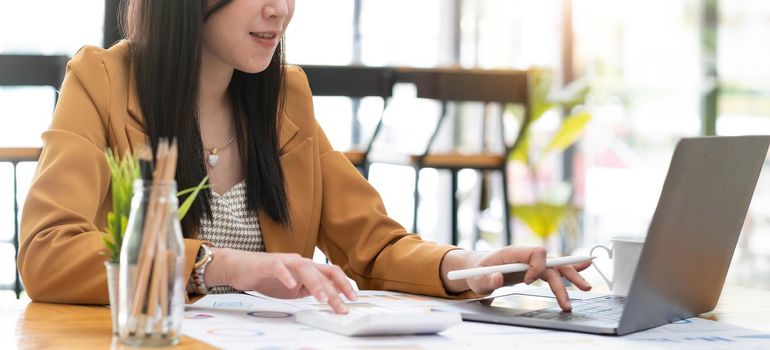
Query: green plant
102 150 139 263
177 176 210 220
509 68 591 241
102 149 209 263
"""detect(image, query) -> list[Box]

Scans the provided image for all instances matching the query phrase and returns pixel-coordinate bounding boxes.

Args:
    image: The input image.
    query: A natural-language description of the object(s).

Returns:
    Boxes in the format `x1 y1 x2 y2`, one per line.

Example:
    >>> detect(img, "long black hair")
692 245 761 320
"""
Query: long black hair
122 0 290 237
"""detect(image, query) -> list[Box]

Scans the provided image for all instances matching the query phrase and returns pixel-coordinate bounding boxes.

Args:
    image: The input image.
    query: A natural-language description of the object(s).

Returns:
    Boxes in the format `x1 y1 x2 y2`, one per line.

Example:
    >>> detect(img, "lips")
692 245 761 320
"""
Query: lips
249 31 280 49
250 32 277 39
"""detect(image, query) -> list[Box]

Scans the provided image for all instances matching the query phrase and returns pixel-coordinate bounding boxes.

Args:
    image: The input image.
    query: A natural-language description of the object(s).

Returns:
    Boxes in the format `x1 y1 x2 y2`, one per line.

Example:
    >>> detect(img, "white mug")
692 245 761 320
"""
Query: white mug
590 237 645 296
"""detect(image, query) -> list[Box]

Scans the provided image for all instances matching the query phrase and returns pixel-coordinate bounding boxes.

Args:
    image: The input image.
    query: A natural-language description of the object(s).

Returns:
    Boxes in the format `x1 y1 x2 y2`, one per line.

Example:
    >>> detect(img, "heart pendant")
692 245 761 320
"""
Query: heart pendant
207 154 220 168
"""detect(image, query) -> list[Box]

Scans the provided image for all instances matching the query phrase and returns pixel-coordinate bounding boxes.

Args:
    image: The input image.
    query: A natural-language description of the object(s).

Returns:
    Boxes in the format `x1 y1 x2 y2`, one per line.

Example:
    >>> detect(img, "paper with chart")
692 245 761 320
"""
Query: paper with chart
184 293 461 349
182 291 770 349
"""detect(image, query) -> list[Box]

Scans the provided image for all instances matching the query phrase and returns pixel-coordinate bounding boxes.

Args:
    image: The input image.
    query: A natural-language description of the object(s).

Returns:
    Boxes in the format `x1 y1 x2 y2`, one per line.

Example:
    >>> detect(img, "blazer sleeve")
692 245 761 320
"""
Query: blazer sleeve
17 48 114 304
297 75 474 299
17 48 202 304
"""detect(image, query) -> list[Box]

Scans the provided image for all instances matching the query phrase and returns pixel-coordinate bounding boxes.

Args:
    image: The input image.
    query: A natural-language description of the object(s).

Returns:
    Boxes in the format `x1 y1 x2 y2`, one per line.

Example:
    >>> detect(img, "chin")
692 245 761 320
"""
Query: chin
237 59 273 74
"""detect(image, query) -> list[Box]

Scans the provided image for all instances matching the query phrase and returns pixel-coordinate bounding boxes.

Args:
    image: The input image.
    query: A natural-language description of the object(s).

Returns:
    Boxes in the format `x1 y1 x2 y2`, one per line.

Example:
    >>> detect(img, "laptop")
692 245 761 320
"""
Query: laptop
438 136 770 335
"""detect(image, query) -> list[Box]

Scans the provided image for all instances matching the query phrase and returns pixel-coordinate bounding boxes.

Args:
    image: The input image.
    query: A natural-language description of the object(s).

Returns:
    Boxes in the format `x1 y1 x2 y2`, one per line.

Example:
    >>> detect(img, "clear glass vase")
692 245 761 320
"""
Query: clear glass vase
118 180 185 346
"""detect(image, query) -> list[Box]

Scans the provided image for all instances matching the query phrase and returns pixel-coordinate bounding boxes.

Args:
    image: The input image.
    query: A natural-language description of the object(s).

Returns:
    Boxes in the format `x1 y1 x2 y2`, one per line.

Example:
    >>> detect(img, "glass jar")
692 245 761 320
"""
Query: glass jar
104 261 120 336
118 180 185 346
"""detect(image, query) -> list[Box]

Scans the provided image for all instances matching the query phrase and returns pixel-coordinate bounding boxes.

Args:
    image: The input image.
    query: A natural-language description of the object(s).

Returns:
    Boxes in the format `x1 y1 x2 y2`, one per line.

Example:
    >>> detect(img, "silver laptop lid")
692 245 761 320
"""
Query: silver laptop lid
617 136 770 335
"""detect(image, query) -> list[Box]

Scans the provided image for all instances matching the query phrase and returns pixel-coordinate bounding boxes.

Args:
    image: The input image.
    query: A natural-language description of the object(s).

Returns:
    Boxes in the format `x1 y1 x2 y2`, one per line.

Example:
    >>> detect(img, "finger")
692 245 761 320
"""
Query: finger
557 265 592 291
298 266 348 314
478 246 537 265
315 268 349 314
572 260 593 272
269 259 298 289
478 247 547 285
469 272 503 295
318 264 357 301
291 263 332 304
523 248 547 284
542 268 571 311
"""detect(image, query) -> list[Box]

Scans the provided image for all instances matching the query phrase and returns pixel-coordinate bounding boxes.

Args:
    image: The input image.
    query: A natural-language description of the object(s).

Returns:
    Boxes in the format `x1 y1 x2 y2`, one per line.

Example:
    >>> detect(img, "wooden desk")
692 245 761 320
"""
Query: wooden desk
0 302 214 349
2 287 768 349
700 286 770 333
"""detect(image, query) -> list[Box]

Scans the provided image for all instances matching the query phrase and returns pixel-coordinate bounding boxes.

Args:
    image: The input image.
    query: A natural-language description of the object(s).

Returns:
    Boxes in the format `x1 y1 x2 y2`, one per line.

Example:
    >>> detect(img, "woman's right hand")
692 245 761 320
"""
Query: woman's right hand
205 248 357 314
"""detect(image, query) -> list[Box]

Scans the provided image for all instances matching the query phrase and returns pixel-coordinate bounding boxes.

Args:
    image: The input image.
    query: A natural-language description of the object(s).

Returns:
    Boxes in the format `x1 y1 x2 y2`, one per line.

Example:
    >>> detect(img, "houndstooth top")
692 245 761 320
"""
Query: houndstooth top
199 180 264 294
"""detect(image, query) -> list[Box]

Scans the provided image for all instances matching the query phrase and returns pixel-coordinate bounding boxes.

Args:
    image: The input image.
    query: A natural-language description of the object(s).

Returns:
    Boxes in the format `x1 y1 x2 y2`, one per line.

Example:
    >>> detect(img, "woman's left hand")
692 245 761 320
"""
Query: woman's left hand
440 247 593 311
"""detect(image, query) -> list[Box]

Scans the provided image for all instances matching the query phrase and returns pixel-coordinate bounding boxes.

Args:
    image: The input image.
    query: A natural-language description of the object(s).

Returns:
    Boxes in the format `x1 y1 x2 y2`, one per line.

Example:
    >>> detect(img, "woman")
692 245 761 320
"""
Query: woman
17 0 591 314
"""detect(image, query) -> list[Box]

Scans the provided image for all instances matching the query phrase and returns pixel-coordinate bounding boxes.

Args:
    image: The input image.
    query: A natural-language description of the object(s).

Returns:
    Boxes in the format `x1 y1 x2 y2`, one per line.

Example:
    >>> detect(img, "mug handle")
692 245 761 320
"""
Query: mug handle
589 244 613 290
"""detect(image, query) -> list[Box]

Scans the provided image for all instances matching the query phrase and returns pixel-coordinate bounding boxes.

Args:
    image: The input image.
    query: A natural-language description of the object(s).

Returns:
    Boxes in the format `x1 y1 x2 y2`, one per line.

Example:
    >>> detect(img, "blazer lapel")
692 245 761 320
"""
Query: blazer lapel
260 115 313 257
278 115 299 151
126 59 145 133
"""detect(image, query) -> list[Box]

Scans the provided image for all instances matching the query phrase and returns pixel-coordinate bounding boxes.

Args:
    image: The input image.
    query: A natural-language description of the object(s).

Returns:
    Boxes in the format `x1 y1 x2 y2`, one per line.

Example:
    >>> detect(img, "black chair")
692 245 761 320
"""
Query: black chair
301 65 395 178
372 67 531 246
0 54 68 298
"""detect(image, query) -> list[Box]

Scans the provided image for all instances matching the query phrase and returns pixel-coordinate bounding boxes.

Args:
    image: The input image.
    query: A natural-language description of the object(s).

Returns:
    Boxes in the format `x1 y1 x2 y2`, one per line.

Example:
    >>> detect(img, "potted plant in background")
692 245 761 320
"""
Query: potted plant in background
509 68 591 255
102 147 208 335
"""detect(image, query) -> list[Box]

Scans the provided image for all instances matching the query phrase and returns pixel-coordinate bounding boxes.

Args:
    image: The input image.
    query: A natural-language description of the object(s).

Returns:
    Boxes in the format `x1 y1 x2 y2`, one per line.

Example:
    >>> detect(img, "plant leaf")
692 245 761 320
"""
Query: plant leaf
551 79 590 111
178 175 209 220
509 131 530 163
103 148 139 263
177 184 212 197
528 68 554 123
531 101 555 124
511 202 569 239
119 214 128 241
101 236 115 250
542 110 591 155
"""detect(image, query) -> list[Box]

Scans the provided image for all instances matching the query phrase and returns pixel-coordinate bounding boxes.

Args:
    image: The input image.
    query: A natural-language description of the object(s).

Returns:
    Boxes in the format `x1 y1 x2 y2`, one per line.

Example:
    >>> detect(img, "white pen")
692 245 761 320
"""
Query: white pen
447 255 596 281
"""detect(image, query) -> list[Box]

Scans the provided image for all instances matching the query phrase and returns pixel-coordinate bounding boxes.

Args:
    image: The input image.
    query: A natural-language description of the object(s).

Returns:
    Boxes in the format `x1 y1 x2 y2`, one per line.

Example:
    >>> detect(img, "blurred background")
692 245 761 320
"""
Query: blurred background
2 0 770 299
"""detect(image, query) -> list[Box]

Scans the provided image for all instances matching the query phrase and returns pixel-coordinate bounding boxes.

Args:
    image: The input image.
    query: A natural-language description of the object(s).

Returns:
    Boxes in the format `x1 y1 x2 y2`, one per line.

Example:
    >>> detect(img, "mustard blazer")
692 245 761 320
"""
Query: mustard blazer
18 41 463 304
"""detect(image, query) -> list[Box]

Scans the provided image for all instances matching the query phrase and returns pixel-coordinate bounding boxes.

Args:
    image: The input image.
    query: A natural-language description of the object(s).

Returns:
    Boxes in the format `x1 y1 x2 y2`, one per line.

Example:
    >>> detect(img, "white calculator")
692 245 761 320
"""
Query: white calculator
294 307 462 336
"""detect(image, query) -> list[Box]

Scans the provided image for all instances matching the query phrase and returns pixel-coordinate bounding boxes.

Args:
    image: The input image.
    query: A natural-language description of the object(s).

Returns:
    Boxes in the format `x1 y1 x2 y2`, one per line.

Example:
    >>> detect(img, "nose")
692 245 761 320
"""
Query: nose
263 0 289 19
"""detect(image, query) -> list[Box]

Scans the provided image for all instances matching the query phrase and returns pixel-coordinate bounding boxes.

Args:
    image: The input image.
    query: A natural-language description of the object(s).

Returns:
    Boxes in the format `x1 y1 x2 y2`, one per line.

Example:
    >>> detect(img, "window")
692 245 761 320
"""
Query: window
0 0 104 295
716 0 770 289
573 0 703 245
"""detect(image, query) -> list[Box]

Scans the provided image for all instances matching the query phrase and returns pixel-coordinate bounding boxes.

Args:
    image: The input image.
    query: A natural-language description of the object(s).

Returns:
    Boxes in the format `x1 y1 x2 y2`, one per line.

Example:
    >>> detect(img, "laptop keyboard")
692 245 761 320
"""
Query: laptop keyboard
517 295 626 324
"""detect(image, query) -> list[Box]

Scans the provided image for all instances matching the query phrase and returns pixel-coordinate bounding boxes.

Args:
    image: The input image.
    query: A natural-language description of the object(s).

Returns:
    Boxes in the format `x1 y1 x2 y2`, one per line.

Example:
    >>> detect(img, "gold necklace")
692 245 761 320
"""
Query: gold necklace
205 134 236 168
